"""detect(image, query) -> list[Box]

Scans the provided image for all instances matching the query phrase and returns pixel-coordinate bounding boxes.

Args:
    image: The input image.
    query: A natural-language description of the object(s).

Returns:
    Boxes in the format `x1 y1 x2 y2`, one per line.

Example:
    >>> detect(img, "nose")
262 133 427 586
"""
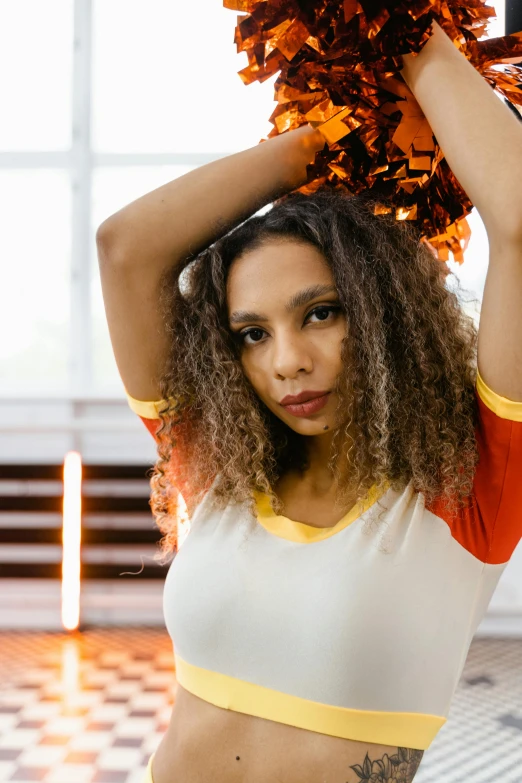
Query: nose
272 330 313 380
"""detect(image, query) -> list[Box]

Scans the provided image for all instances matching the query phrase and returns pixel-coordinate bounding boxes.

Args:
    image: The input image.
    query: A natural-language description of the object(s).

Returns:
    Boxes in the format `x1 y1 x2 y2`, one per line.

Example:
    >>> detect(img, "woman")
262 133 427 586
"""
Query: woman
96 18 522 783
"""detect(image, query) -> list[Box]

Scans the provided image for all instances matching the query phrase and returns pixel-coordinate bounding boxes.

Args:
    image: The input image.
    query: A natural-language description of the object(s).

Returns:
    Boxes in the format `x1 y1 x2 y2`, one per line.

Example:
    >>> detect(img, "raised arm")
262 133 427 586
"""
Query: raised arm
96 125 324 269
95 125 324 404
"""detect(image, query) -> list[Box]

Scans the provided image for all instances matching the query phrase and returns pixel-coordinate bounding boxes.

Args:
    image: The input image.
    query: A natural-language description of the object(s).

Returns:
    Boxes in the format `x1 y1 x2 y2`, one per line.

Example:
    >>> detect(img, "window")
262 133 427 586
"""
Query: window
0 0 506 397
0 1 73 394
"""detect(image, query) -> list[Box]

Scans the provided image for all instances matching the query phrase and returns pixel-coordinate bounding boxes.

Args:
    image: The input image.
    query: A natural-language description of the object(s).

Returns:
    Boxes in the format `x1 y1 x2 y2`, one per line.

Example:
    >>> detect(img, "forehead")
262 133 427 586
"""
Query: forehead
226 240 333 311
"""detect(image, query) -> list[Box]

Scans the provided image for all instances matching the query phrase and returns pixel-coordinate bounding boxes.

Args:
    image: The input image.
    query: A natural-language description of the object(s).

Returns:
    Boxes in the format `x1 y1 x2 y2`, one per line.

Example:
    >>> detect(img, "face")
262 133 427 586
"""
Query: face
226 240 347 437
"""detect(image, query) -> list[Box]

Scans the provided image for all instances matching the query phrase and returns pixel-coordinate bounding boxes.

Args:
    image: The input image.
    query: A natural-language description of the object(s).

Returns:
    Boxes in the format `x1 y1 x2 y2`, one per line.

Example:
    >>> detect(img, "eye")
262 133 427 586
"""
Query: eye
240 327 266 346
306 305 341 324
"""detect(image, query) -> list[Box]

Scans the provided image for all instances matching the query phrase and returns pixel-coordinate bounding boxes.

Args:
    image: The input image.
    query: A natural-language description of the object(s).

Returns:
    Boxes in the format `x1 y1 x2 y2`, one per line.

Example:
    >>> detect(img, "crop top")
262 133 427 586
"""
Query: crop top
125 370 522 751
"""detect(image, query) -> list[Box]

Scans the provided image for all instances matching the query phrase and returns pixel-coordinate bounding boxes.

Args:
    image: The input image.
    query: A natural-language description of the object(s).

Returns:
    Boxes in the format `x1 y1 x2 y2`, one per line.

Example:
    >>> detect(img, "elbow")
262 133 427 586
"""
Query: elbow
96 218 124 264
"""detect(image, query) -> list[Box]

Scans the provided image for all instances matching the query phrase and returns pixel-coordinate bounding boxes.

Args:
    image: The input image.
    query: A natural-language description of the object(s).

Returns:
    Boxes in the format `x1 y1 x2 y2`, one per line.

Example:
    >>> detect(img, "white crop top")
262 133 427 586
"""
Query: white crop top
126 370 522 751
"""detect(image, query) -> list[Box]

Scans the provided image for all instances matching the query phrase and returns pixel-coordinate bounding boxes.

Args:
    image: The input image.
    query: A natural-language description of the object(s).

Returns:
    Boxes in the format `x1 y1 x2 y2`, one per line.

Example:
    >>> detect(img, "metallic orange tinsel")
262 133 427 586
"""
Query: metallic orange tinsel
223 0 522 262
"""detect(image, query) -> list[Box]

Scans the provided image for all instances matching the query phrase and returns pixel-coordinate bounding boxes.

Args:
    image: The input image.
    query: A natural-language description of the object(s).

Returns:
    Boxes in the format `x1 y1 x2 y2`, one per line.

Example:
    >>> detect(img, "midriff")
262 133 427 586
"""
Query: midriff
151 683 425 783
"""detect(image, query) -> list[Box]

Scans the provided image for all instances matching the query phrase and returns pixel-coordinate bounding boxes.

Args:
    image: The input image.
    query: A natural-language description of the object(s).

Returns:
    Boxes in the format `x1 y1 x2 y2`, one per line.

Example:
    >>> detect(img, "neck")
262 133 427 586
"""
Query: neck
299 428 354 494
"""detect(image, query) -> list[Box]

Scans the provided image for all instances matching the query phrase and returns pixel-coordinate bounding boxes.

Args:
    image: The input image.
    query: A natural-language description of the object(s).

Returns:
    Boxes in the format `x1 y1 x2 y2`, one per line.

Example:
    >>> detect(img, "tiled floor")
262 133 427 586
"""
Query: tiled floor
0 628 521 783
0 629 173 783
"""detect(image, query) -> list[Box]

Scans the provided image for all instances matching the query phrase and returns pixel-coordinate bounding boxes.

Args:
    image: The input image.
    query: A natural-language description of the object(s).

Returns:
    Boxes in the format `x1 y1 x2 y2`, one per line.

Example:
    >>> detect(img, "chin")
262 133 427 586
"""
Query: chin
283 416 333 436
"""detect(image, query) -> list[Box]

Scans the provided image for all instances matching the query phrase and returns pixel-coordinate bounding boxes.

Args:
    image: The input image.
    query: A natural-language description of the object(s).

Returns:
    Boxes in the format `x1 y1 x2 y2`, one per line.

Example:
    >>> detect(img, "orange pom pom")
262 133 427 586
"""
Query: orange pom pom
223 0 522 263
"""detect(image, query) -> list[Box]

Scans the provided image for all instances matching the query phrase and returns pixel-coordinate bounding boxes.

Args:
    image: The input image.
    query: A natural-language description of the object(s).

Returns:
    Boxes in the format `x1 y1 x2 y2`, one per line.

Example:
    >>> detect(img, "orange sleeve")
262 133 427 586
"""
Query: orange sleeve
474 370 522 565
124 389 171 442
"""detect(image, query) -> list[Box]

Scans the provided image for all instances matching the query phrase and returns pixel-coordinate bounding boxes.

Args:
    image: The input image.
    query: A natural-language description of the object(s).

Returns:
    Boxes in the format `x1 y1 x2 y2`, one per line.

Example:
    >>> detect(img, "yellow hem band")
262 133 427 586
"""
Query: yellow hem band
144 752 155 783
174 652 444 751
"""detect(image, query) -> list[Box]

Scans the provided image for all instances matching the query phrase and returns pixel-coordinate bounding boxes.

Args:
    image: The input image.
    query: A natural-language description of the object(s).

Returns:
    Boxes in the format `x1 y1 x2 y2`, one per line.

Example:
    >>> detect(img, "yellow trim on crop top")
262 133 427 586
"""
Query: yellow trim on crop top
253 481 391 543
173 651 446 750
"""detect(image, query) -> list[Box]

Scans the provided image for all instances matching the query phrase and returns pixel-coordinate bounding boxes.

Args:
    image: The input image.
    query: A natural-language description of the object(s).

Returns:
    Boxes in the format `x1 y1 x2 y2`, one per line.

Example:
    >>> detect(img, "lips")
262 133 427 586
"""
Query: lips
280 390 329 405
279 391 331 418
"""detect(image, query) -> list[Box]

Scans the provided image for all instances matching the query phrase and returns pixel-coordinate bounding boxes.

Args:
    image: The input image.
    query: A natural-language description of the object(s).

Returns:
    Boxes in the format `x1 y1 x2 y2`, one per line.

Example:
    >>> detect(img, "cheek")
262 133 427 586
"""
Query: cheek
316 324 346 370
239 352 269 396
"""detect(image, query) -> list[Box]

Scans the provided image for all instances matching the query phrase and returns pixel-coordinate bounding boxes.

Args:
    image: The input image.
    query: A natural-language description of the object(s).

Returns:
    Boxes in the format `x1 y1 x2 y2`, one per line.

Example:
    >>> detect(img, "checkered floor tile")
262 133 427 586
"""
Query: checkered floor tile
0 628 173 783
0 629 521 782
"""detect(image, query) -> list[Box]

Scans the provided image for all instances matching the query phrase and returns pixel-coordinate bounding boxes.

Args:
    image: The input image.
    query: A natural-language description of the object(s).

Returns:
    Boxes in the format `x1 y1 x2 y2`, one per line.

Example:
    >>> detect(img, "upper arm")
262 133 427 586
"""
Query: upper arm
473 235 522 563
96 230 173 405
477 235 522 402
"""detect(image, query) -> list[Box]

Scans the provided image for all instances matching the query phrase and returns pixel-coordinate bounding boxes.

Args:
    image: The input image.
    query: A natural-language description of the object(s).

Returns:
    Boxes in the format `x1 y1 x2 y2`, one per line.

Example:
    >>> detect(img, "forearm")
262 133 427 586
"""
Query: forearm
98 125 324 268
400 19 522 242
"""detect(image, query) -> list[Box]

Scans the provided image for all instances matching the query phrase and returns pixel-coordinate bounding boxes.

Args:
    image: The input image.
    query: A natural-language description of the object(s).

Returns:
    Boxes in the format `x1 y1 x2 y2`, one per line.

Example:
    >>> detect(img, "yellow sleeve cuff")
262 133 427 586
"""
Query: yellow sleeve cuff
125 389 173 420
476 369 522 422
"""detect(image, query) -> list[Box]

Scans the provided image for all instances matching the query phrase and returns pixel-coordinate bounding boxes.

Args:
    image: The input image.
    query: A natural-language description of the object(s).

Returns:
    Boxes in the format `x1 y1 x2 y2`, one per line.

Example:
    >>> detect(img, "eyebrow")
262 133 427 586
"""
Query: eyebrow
229 284 338 325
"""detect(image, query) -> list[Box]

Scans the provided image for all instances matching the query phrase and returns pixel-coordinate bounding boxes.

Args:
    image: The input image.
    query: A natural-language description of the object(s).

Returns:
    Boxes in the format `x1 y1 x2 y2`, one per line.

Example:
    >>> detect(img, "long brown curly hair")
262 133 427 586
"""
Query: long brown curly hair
148 186 480 563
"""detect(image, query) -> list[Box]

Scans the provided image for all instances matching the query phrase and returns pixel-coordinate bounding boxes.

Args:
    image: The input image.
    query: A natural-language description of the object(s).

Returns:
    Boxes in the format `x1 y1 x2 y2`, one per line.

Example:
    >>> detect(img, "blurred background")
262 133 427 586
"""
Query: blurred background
0 2 521 782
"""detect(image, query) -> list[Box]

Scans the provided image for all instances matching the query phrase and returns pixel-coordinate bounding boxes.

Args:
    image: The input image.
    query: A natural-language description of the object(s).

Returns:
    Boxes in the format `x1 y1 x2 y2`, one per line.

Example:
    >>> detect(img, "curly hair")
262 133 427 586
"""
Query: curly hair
148 185 480 563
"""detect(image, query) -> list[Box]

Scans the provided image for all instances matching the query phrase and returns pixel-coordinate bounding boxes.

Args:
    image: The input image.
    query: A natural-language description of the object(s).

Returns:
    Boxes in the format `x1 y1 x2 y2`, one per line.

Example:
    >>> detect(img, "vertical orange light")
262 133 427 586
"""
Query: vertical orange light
62 451 82 631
